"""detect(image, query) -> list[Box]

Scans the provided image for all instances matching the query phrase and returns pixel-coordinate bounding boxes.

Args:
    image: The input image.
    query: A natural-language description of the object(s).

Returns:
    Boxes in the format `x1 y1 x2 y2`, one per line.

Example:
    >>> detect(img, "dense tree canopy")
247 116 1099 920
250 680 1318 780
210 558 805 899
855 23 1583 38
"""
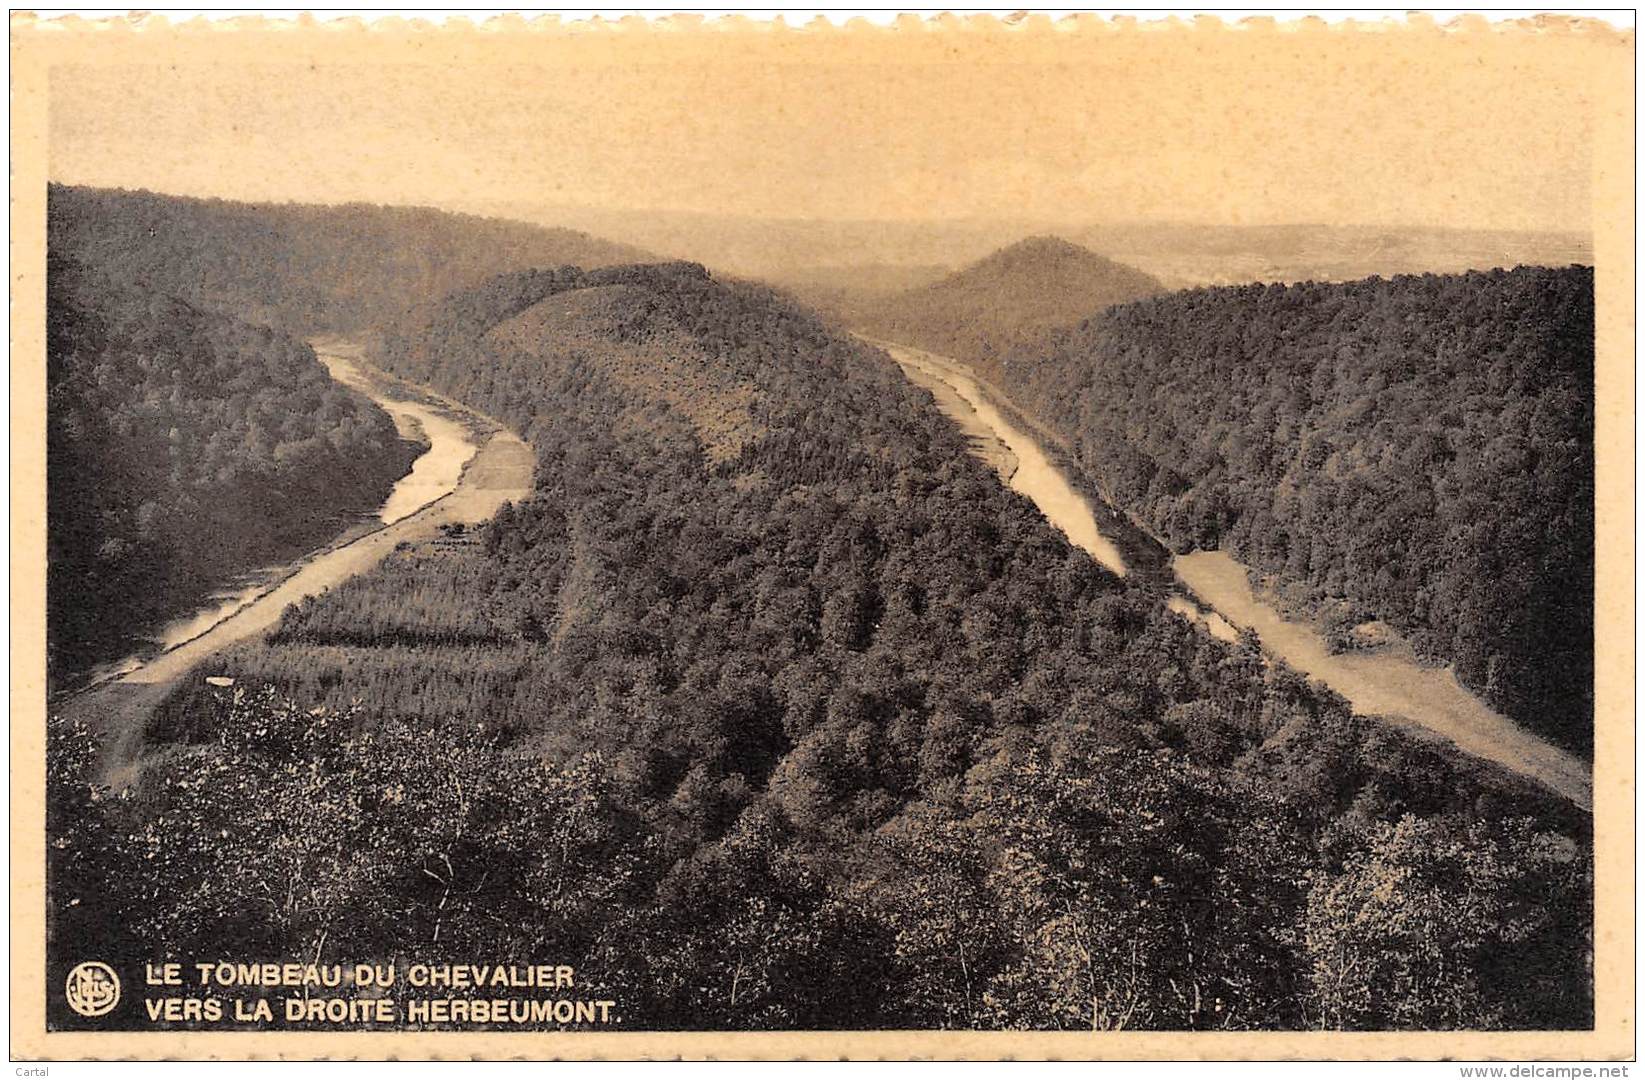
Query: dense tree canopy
80 264 1593 1032
46 184 653 686
48 185 650 336
46 254 418 685
984 267 1594 754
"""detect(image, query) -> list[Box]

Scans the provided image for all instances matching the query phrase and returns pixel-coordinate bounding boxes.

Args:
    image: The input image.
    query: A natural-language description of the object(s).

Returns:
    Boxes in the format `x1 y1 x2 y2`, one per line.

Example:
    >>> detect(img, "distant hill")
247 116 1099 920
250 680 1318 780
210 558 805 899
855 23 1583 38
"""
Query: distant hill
761 263 952 327
1073 222 1595 291
856 236 1165 369
465 200 1031 277
475 200 1590 293
47 185 652 335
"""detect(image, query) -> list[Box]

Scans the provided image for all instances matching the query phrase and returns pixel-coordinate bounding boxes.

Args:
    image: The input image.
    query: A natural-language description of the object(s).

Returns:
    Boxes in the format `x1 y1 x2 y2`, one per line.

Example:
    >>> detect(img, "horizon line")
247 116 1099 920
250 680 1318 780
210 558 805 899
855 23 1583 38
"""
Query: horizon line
45 178 1595 243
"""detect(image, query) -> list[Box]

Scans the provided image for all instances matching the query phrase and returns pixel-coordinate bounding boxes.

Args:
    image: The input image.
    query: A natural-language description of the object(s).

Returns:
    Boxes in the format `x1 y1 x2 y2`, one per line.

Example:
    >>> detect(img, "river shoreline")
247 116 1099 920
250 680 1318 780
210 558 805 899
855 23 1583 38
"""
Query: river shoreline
875 337 1592 810
58 344 536 785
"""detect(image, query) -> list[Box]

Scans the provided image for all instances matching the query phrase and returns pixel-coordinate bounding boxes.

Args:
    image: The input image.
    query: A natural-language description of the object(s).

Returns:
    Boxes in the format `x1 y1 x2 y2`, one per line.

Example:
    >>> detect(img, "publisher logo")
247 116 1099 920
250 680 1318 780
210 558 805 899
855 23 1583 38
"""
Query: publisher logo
65 961 120 1018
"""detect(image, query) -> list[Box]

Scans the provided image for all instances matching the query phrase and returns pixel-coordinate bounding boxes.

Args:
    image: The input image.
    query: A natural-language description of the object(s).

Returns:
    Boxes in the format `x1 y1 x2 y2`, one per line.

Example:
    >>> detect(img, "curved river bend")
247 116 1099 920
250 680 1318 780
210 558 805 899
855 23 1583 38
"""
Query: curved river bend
65 342 535 783
882 341 1591 811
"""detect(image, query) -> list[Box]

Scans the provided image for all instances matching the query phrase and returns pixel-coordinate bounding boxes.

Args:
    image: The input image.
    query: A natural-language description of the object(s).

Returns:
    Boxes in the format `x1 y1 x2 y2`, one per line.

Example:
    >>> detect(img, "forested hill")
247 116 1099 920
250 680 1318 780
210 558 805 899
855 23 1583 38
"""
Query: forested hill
46 253 418 685
1002 266 1595 754
47 185 651 335
46 186 647 686
96 261 1594 1032
857 236 1163 368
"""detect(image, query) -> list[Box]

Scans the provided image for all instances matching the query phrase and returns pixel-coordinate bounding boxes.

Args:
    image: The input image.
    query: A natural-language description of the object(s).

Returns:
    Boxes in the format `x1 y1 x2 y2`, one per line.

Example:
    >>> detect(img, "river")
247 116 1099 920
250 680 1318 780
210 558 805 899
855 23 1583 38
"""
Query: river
64 342 536 782
112 347 482 670
882 341 1591 810
317 347 480 525
890 345 1131 578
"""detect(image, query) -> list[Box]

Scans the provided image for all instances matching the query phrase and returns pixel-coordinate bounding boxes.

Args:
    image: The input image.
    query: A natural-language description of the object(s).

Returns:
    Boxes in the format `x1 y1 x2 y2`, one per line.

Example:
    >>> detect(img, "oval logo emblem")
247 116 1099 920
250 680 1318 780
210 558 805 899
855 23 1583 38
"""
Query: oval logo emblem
65 961 120 1018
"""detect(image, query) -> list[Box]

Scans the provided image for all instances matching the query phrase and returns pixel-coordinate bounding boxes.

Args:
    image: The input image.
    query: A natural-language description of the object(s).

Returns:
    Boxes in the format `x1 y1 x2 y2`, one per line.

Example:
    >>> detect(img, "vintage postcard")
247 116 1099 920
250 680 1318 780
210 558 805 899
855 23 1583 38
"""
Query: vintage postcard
9 9 1635 1063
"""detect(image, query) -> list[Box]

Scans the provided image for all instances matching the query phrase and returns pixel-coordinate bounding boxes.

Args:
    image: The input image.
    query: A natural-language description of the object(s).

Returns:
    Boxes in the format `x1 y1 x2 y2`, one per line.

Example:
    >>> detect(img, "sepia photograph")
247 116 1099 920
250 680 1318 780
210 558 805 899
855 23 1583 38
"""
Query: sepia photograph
8 8 1636 1065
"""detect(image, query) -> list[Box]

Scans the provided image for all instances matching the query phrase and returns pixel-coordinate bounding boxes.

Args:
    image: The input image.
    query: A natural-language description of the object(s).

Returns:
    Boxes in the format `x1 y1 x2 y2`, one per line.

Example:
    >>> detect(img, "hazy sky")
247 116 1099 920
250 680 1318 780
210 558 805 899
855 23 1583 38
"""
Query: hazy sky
47 21 1615 233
